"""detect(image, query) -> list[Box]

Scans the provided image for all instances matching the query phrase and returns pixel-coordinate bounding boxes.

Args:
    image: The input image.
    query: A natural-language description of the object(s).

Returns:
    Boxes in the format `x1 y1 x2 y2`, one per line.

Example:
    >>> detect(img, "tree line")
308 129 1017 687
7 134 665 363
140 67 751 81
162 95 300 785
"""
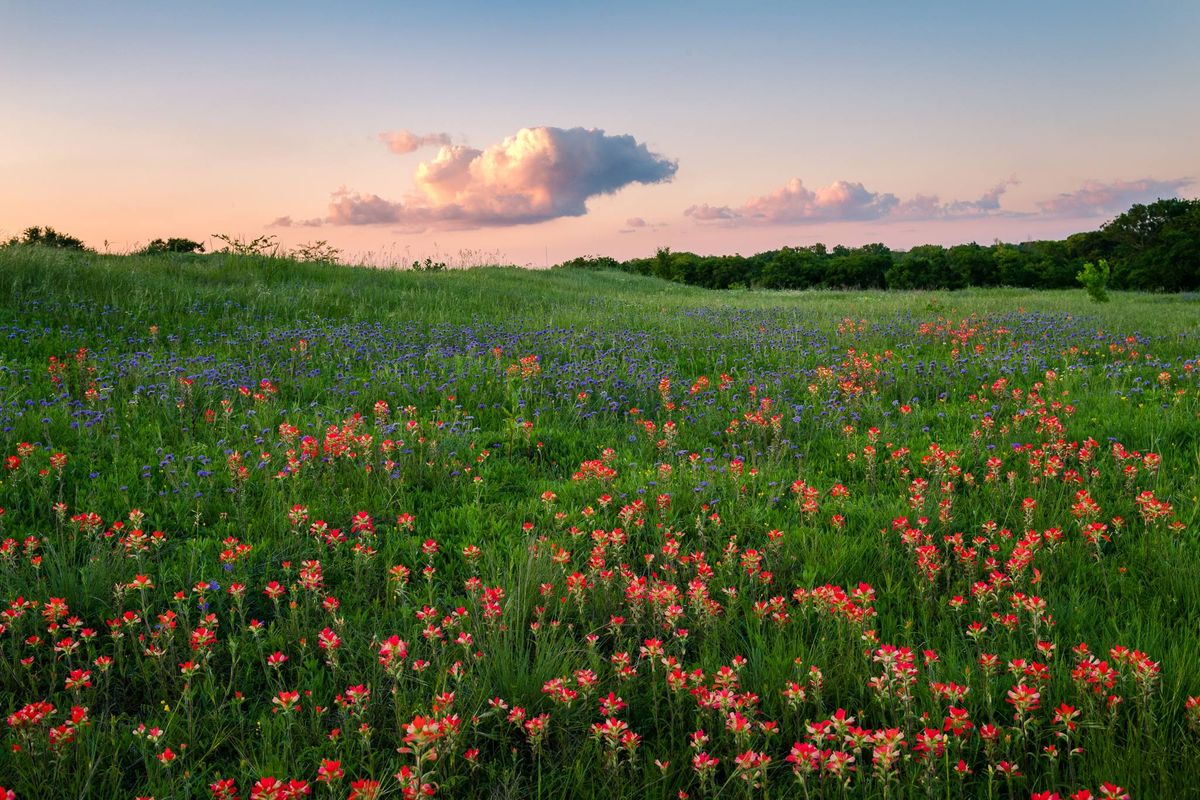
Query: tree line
2 227 206 255
558 198 1200 291
6 197 1198 291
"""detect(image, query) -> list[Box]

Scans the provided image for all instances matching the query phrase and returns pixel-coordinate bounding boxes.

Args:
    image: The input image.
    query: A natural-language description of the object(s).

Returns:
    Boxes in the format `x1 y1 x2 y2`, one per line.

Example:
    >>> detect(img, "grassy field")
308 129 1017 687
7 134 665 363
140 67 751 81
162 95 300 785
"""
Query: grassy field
1 246 1198 799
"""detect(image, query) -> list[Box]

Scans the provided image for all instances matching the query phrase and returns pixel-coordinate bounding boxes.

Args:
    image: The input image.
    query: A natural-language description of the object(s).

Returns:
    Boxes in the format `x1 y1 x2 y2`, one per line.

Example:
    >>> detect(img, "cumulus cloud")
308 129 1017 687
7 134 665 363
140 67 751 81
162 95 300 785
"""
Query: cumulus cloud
683 203 741 221
326 191 404 225
745 179 899 223
379 130 453 155
686 179 899 225
968 180 1016 212
324 126 677 230
686 178 1025 226
1036 177 1194 217
625 216 647 228
894 179 1019 219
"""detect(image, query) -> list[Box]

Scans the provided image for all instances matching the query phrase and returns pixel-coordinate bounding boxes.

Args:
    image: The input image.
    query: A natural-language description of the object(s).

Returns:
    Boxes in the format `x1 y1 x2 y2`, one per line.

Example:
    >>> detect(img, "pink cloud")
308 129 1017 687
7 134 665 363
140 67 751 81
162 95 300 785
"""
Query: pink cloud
683 203 740 221
748 179 898 223
325 126 677 229
268 215 324 228
688 178 1023 227
618 215 669 234
1035 178 1194 217
379 130 453 155
687 179 898 225
894 179 1019 218
326 191 405 225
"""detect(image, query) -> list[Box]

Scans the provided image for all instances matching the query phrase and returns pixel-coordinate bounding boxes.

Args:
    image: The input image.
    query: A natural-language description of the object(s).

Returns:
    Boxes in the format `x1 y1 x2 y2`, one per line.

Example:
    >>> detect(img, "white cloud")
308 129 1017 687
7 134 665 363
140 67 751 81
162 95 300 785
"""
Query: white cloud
325 126 677 229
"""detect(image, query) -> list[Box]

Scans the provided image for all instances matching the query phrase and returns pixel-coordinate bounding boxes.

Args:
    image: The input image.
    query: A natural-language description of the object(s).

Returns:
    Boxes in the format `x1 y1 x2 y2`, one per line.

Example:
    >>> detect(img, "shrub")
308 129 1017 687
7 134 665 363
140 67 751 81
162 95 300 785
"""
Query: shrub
291 240 342 264
411 257 447 272
554 255 621 271
211 233 279 257
140 237 205 255
1077 259 1111 303
3 226 91 251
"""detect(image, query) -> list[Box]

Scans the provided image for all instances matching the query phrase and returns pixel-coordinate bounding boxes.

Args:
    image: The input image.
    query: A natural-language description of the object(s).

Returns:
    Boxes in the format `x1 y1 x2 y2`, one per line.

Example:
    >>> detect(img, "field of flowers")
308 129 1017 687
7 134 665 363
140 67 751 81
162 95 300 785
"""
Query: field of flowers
1 248 1198 799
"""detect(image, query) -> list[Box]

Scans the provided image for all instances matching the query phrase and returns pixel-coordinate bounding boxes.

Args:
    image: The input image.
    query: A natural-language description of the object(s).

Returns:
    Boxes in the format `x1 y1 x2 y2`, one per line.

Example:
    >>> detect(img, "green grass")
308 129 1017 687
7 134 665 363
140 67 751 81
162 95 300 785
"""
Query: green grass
0 245 1198 799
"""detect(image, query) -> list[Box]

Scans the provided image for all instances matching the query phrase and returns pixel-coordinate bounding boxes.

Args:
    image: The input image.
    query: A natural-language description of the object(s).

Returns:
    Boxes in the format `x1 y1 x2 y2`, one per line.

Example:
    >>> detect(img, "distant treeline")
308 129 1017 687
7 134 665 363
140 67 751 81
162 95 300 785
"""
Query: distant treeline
557 198 1200 291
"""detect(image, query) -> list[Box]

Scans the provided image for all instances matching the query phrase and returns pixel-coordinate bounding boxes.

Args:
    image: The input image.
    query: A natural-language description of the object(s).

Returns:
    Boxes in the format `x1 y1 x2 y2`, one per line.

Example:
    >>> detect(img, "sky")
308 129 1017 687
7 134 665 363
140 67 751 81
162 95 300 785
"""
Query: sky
2 1 1199 266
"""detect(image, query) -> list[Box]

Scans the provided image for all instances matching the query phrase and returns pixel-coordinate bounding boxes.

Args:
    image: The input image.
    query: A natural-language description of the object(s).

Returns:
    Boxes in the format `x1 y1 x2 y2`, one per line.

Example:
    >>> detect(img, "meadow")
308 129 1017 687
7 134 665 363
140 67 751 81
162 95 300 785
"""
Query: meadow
1 246 1198 799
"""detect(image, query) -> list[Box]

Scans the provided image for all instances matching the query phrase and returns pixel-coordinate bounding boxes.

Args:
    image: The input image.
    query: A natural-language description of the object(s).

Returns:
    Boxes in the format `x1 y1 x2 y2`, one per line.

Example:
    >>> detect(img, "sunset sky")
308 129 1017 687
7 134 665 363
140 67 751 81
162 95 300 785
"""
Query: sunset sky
3 1 1199 266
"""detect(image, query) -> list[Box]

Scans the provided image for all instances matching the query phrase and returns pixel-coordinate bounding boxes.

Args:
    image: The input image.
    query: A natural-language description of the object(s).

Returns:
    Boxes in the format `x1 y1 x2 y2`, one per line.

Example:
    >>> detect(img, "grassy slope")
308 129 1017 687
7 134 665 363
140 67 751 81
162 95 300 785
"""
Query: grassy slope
1 246 1199 797
4 246 1200 331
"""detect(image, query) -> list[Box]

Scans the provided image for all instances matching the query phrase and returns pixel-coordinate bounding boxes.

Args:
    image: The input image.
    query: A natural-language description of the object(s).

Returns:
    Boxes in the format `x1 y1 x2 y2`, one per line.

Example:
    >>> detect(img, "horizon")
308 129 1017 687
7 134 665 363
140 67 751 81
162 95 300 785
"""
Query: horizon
3 2 1199 266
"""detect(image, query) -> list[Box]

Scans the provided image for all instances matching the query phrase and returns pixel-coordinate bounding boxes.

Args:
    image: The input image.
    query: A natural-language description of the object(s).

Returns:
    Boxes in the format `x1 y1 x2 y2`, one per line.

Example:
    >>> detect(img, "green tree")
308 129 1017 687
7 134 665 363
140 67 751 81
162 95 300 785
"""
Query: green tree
993 243 1039 287
761 247 823 289
1025 240 1076 288
887 245 951 289
825 244 890 288
947 242 997 287
652 246 675 281
1100 199 1200 290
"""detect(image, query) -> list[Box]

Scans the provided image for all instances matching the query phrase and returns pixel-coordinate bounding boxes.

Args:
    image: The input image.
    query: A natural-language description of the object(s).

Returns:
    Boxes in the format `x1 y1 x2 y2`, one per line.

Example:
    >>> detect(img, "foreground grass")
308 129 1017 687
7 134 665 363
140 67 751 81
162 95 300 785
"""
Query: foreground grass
0 247 1198 799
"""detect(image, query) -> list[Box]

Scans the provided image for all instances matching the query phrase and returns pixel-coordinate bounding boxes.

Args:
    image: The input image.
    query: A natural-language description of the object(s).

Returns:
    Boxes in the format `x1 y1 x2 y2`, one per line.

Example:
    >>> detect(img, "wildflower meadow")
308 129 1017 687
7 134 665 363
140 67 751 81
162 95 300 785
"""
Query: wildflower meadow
1 247 1198 799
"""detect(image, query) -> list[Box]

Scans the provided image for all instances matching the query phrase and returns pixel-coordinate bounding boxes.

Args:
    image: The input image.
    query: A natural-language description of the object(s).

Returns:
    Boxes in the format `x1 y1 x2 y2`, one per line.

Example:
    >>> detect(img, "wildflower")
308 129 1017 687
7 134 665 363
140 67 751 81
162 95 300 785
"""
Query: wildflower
65 669 92 691
348 779 381 800
272 691 300 714
403 715 444 748
732 750 772 788
190 627 217 651
1007 683 1041 718
209 778 238 799
317 627 342 664
786 741 820 777
600 692 626 716
692 751 719 776
524 713 551 752
316 759 343 783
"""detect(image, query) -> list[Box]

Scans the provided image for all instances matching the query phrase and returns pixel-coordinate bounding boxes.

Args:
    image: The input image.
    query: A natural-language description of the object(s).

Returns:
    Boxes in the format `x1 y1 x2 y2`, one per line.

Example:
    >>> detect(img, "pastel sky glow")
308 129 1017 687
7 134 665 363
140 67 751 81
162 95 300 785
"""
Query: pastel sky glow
3 1 1198 265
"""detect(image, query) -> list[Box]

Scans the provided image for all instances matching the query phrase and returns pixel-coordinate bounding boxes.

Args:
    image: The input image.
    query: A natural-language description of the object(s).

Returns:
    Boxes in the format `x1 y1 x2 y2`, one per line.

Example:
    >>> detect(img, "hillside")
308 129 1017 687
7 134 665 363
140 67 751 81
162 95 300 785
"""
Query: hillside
0 247 1199 798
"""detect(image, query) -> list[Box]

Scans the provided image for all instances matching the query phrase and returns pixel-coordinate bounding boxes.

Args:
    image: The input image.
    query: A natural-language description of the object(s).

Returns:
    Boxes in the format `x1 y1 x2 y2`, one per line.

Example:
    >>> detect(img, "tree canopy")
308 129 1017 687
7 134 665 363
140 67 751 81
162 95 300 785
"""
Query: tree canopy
560 198 1200 292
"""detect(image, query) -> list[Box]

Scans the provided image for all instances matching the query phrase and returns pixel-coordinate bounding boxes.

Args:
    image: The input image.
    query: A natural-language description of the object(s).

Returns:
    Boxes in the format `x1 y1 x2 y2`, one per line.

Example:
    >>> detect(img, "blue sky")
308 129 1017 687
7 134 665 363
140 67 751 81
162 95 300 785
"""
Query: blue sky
3 1 1198 264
